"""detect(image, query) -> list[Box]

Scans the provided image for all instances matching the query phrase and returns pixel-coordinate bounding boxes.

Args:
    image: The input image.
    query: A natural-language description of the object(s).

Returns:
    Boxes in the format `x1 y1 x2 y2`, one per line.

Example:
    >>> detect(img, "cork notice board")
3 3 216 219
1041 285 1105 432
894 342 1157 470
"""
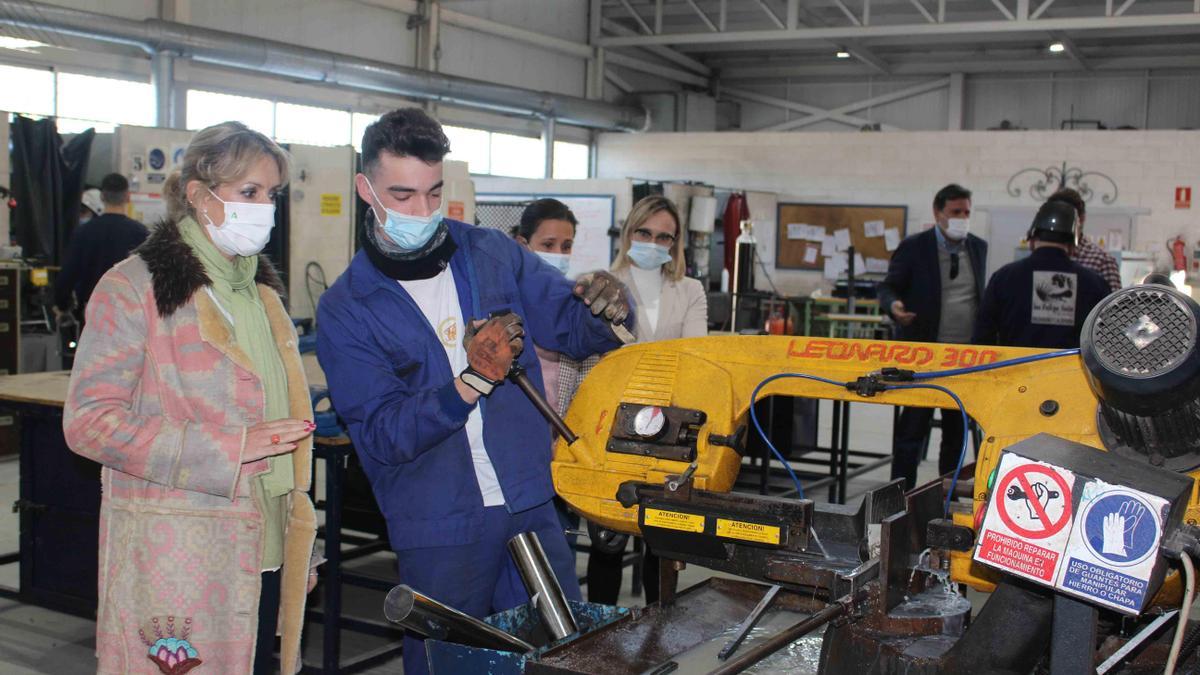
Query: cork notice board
776 203 908 271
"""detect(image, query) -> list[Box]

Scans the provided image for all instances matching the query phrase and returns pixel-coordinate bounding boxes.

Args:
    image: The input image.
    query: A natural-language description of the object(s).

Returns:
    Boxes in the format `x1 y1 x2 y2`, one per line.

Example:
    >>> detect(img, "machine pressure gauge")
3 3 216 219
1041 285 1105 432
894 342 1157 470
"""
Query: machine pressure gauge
632 406 666 439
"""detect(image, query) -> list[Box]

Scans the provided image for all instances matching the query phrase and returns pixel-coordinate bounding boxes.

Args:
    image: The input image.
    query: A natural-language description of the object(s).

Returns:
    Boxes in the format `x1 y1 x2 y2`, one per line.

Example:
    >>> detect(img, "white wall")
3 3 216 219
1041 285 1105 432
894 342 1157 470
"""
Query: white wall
598 129 1200 295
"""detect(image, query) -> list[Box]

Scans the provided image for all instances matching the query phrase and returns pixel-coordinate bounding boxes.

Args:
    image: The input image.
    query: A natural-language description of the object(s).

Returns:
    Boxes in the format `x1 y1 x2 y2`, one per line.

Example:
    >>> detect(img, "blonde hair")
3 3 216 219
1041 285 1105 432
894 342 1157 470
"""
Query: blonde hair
612 195 686 281
164 121 290 221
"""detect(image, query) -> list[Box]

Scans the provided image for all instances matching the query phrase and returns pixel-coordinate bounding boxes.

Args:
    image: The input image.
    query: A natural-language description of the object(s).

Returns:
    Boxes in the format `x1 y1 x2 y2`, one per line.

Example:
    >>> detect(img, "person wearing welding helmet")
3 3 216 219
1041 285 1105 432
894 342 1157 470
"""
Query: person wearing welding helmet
972 199 1111 348
316 109 632 675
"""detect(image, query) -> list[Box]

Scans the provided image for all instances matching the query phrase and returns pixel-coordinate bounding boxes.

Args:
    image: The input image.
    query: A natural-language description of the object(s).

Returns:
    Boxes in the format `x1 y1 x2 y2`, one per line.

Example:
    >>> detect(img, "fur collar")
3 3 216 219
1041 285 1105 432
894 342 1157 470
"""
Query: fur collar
136 219 286 318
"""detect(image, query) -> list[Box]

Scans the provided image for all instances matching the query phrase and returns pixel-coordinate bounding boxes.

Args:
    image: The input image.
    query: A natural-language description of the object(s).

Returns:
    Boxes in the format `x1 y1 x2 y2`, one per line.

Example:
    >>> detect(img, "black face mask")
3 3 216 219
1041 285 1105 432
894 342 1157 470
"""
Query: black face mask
361 219 457 281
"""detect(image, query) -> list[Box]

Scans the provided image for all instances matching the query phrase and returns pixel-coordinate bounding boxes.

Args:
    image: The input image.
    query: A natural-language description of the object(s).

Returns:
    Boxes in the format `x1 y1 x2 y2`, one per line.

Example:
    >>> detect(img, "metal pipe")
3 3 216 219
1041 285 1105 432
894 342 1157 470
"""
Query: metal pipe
150 49 175 128
509 363 578 444
542 116 556 179
0 0 648 132
383 584 535 654
507 531 578 641
705 589 866 675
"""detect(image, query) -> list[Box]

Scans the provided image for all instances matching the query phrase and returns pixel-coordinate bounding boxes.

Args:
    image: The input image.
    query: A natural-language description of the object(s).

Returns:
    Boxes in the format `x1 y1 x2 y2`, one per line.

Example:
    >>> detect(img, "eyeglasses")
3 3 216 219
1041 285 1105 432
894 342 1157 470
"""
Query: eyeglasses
632 228 677 246
949 253 959 280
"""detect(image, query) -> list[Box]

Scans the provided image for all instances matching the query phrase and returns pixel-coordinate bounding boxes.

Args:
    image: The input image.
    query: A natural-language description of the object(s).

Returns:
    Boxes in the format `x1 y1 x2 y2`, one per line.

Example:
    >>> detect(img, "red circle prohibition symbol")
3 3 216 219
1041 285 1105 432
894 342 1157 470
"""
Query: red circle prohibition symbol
996 464 1072 539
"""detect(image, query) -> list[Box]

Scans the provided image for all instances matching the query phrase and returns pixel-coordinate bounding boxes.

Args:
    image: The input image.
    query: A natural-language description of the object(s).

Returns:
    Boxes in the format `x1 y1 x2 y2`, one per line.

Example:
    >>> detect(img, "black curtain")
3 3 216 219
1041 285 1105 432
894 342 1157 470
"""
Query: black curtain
10 116 94 264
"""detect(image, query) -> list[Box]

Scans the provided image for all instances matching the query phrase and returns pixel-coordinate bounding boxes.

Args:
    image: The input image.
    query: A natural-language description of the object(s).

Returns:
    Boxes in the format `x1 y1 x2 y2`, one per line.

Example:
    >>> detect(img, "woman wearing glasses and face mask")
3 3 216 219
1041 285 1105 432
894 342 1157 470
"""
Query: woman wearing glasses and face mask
588 195 709 607
63 121 318 675
611 195 708 344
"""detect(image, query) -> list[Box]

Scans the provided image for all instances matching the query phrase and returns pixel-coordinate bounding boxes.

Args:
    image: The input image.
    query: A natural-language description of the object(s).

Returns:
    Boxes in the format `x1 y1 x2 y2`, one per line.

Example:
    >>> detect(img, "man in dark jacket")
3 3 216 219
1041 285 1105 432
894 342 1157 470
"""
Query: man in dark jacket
973 200 1110 348
54 173 148 320
878 183 988 489
317 109 631 675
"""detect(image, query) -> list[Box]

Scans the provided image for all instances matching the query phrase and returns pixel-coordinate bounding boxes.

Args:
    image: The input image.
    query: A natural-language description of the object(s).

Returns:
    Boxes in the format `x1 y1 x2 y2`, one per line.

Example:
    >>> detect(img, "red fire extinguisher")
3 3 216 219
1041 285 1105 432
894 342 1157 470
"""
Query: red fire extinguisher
1169 236 1188 271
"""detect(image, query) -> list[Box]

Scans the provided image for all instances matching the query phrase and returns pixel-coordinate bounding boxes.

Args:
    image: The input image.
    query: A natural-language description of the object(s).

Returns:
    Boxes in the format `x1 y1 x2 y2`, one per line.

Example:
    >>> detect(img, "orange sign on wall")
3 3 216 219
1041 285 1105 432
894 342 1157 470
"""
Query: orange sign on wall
447 201 466 220
1177 187 1192 210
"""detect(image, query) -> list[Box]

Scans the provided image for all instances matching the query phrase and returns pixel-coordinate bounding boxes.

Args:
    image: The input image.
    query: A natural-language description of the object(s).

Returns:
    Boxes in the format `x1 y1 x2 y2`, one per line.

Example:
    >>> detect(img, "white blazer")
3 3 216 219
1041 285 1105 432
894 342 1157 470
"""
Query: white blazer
614 266 709 343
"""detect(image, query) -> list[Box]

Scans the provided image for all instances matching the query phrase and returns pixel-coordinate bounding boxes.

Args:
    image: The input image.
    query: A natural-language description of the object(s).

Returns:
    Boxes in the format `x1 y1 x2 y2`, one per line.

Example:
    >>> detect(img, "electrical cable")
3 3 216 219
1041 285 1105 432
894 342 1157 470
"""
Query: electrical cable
749 373 852 500
910 349 1079 380
1167 553 1196 675
883 383 969 518
747 348 1074 512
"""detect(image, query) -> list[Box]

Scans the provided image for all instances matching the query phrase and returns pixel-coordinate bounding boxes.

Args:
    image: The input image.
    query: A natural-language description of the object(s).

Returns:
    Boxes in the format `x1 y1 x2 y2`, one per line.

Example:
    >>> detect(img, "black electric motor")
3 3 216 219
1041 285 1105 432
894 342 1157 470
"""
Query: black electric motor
1080 282 1200 471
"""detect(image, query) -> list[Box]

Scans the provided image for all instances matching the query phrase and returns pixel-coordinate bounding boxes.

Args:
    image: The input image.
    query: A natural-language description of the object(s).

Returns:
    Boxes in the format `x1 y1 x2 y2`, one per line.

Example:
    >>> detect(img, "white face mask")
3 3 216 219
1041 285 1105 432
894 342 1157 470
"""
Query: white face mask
945 217 970 241
201 189 276 257
535 251 571 276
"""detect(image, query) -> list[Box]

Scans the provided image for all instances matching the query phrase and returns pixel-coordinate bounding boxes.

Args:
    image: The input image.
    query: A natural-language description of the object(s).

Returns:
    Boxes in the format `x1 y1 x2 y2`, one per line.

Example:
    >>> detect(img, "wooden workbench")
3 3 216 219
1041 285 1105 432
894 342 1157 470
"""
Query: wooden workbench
0 353 327 407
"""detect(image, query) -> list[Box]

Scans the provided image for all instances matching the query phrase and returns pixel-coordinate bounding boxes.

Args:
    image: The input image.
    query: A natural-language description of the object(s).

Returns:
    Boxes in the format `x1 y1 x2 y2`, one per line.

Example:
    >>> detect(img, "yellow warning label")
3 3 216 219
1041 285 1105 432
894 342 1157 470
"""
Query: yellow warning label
644 508 705 533
716 519 781 545
320 193 342 216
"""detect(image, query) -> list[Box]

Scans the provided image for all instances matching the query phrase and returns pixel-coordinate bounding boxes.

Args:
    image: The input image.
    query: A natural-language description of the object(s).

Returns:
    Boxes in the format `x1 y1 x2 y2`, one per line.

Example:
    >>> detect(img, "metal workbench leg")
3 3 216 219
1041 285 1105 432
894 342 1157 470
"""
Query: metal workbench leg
631 537 644 597
829 401 842 502
323 450 345 674
838 402 851 505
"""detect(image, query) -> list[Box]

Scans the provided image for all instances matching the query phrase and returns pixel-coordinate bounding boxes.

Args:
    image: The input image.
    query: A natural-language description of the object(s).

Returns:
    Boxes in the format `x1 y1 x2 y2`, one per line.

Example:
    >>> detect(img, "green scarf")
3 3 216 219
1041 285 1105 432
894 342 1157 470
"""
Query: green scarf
180 217 294 498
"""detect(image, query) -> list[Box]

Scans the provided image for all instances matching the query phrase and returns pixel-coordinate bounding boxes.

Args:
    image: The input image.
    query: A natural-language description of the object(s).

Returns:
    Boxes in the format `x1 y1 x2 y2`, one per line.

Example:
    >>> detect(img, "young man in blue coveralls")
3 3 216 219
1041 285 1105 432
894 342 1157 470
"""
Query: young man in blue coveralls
316 109 632 675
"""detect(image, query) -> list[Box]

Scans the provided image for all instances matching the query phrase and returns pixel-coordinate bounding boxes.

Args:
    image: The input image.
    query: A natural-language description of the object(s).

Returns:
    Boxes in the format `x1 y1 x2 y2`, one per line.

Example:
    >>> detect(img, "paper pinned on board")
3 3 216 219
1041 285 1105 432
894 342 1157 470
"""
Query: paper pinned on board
786 223 806 240
834 228 852 251
884 228 901 252
803 246 819 264
821 234 837 256
853 253 866 274
864 220 886 238
865 257 890 274
822 257 840 280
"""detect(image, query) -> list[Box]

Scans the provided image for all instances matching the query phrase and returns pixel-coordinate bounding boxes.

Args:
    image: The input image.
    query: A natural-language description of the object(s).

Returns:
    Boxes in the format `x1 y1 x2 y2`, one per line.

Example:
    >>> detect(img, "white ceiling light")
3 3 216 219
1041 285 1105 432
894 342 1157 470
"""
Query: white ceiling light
1048 42 1066 53
835 50 851 59
0 36 46 51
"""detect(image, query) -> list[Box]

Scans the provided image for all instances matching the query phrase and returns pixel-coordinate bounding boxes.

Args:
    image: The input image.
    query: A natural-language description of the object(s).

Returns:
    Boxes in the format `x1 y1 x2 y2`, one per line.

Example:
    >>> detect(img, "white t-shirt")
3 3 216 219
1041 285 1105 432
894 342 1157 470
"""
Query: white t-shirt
630 264 664 337
398 268 505 507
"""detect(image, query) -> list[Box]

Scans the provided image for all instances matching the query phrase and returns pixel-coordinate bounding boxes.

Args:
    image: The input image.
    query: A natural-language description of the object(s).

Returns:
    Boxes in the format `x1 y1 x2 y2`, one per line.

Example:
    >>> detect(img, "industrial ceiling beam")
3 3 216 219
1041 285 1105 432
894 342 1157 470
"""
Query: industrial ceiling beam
606 51 710 86
604 68 634 92
988 0 1017 21
908 0 938 23
596 14 1200 47
758 76 949 131
847 45 892 73
1030 0 1058 20
832 0 865 26
683 0 718 32
720 85 896 129
1053 32 1090 69
601 18 712 76
752 0 787 29
716 53 1200 77
618 0 653 34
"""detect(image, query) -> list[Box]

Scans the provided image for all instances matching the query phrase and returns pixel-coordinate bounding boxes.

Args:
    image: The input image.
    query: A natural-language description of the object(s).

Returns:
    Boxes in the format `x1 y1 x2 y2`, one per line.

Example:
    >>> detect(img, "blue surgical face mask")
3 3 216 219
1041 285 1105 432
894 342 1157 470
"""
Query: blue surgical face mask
627 240 672 270
535 251 571 276
364 177 443 251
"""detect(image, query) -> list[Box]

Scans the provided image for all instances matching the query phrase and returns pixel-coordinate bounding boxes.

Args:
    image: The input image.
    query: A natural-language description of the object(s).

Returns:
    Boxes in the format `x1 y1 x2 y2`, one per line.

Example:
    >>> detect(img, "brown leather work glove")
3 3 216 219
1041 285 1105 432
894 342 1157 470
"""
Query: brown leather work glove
463 311 525 383
573 270 631 325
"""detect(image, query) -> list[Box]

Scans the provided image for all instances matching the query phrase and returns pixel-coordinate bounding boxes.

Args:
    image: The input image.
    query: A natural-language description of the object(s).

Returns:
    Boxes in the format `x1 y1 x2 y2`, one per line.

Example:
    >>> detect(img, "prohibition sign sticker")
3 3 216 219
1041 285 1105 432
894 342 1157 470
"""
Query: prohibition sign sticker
996 464 1073 539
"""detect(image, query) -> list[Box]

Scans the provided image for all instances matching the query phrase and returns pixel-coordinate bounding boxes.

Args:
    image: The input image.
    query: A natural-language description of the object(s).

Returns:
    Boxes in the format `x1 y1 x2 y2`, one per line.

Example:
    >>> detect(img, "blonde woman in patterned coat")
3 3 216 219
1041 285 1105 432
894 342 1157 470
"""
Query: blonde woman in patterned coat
64 122 318 674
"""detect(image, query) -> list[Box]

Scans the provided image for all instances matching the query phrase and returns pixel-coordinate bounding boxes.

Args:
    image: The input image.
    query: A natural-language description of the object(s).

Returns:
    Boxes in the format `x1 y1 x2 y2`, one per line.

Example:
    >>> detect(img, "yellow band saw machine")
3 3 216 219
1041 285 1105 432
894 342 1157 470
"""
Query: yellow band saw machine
537 282 1200 674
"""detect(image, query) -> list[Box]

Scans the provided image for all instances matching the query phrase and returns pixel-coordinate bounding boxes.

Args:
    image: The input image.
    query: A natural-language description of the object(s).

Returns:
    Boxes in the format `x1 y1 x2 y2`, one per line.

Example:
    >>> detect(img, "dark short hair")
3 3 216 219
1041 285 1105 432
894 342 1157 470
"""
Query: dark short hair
1047 188 1085 218
933 183 972 211
360 108 451 173
515 199 577 241
100 172 129 205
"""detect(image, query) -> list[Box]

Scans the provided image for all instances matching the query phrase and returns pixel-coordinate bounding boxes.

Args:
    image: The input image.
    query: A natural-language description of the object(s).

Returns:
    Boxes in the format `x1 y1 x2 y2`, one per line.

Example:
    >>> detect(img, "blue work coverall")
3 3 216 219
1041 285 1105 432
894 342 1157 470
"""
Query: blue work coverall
316 219 624 674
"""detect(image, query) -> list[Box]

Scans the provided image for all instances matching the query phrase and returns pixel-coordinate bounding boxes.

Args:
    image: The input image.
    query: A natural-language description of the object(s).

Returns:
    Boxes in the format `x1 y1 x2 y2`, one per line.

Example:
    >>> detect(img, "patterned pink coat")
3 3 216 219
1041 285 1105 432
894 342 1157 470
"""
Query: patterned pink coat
63 221 316 675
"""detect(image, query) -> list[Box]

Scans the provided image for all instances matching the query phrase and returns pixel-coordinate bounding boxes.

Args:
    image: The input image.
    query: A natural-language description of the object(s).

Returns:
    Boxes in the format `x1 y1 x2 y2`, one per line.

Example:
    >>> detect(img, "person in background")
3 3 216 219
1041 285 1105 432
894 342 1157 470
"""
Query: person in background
973 199 1109 349
1047 187 1122 293
587 194 708 607
63 122 319 674
512 198 588 414
316 109 632 675
877 183 988 491
55 173 148 322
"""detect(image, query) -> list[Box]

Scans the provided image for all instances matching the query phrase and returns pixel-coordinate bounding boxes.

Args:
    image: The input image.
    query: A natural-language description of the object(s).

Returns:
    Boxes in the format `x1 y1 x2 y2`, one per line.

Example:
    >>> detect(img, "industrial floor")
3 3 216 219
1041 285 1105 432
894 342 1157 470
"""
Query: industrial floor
0 399 950 674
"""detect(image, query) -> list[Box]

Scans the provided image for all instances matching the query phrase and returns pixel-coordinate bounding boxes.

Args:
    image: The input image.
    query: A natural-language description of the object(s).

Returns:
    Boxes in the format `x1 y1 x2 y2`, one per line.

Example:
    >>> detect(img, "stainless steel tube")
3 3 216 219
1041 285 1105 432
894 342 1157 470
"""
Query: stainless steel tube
383 584 535 654
507 531 578 641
